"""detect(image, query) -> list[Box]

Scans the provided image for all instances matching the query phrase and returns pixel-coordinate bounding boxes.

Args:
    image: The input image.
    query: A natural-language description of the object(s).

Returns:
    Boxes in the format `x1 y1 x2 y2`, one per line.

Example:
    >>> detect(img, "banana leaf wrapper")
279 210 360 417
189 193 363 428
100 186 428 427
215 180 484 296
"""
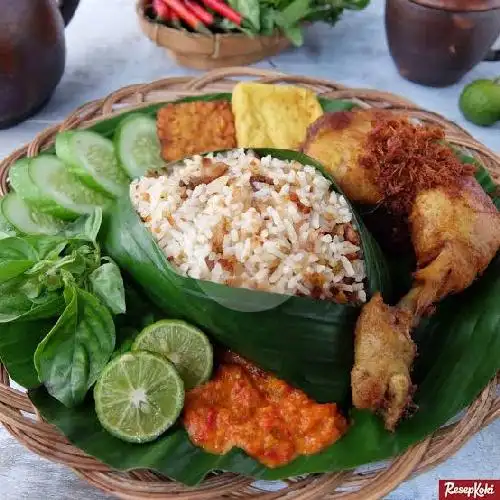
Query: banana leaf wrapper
99 148 391 403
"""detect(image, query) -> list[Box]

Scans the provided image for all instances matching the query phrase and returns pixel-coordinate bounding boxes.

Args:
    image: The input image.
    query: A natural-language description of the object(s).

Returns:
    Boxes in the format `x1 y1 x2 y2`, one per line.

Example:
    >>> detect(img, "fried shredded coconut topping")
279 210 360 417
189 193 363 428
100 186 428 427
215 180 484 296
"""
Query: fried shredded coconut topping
360 117 476 214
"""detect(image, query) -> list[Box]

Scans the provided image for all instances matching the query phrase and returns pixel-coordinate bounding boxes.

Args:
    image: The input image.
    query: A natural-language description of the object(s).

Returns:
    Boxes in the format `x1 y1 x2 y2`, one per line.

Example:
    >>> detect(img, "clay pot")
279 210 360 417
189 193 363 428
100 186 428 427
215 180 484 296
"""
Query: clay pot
385 0 500 87
0 0 80 129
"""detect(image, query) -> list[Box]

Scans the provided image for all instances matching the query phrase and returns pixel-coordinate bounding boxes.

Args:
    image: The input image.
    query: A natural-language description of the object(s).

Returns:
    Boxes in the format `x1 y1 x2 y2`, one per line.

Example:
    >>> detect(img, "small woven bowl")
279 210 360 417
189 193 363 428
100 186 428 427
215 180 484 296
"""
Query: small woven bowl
136 0 291 70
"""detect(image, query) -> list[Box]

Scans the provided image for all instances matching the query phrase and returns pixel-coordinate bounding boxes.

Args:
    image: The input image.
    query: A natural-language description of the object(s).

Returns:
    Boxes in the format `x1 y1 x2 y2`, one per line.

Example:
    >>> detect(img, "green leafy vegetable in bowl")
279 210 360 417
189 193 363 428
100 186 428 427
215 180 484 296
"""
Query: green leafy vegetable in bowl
148 0 370 45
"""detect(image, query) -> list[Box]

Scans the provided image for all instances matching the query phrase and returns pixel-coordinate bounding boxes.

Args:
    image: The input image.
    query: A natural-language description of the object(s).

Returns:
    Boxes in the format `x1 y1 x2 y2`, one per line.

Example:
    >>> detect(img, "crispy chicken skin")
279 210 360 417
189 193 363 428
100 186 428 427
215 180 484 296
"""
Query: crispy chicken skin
301 110 383 204
157 101 236 162
303 109 500 430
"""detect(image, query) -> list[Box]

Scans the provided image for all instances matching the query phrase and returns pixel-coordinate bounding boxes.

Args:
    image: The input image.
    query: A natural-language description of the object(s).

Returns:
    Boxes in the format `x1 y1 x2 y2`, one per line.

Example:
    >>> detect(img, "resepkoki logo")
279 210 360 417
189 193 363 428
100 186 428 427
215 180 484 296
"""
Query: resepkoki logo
439 480 499 500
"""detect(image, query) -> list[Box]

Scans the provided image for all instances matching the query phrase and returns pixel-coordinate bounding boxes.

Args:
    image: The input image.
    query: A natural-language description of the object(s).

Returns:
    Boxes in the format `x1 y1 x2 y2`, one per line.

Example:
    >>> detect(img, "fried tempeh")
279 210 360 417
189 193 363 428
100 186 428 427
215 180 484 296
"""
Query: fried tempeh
157 100 236 162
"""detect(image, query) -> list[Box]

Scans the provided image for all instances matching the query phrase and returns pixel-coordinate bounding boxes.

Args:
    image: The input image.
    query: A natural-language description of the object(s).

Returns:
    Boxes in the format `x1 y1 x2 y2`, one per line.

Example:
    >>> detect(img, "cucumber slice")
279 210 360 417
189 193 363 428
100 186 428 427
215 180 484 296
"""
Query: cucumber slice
29 155 110 220
1 193 64 235
8 158 52 211
114 113 164 178
0 199 16 235
56 130 129 197
9 159 36 198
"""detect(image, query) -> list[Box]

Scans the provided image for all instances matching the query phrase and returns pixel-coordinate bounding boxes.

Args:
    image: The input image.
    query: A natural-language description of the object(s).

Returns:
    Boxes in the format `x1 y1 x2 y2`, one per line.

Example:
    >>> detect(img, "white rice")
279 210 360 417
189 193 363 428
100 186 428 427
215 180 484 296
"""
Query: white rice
130 149 367 303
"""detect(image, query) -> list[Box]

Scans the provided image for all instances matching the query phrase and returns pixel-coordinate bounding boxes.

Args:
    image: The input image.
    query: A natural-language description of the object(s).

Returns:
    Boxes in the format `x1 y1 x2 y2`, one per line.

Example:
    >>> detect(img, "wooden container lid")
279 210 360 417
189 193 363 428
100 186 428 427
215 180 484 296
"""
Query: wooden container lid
411 0 500 11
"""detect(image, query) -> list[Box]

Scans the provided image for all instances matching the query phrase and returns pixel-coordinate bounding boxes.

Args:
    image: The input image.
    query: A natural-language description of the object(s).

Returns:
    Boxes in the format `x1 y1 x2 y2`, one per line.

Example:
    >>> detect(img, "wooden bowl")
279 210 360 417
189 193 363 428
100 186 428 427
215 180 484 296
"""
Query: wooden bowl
136 0 291 70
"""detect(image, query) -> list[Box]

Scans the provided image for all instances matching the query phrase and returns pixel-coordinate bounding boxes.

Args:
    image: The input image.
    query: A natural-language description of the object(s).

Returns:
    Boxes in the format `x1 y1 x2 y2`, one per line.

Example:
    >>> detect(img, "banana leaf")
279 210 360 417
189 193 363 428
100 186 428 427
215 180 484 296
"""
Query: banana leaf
5 94 498 485
100 148 390 403
0 319 54 388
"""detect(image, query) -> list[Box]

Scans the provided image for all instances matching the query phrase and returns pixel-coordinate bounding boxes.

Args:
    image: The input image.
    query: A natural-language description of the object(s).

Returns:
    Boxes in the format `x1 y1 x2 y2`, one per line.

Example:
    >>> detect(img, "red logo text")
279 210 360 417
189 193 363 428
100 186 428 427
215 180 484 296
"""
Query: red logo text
439 480 499 500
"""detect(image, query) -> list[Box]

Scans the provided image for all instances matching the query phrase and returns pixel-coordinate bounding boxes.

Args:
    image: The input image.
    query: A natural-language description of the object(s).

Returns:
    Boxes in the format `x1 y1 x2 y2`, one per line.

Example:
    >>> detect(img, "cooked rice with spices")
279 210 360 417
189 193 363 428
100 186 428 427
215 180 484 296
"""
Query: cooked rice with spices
130 149 367 303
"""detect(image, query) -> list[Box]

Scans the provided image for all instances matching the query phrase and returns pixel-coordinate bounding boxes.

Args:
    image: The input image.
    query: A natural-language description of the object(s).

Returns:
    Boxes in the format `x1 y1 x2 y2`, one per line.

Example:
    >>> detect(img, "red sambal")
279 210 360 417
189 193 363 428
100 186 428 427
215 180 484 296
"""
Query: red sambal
183 354 347 468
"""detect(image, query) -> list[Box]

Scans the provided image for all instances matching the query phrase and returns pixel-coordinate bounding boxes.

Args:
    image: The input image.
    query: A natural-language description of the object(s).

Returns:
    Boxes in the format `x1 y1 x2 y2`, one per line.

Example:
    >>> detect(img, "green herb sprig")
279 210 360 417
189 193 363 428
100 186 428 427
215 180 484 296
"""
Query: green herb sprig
227 0 370 45
0 209 126 407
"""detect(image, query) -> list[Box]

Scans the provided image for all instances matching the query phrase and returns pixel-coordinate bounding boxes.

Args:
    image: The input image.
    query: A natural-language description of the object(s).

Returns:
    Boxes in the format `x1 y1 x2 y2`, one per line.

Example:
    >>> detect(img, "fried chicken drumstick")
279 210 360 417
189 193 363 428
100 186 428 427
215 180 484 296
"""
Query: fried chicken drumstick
303 110 500 430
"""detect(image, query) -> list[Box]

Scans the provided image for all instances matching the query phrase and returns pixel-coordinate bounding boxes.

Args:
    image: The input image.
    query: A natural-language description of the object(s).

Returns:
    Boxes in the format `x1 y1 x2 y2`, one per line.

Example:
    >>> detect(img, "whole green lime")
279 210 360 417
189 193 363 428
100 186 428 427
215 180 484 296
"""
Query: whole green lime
459 79 500 127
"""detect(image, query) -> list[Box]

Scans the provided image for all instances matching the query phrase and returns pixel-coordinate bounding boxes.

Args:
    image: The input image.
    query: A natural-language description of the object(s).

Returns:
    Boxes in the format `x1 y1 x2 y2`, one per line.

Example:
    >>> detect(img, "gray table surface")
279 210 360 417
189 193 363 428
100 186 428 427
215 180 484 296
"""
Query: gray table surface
0 0 499 498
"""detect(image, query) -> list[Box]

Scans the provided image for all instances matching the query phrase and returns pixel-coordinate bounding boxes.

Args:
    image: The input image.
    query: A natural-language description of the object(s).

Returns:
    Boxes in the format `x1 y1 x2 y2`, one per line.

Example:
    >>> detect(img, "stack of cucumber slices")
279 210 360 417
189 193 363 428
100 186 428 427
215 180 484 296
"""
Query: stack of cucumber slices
1 113 164 235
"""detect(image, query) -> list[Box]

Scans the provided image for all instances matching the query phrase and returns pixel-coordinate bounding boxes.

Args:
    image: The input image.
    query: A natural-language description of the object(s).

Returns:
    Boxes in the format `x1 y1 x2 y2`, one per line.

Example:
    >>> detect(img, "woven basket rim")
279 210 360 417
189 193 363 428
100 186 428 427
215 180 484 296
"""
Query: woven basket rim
0 67 498 500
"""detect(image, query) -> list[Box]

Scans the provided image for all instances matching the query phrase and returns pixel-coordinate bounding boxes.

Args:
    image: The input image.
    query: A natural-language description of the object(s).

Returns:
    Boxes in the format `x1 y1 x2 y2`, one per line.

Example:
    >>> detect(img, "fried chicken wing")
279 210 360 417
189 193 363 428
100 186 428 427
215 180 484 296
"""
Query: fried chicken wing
157 100 236 162
355 179 500 429
303 109 500 430
351 294 415 430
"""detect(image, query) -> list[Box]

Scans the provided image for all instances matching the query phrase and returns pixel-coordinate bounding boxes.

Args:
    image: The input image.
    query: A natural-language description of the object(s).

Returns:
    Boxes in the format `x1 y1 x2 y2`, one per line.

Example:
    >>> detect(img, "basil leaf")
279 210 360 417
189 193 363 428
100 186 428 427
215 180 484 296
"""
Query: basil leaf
219 18 256 36
340 0 370 10
0 260 34 284
281 23 304 45
0 288 63 323
20 295 65 322
0 277 34 322
89 261 126 315
0 237 37 283
303 7 342 23
0 237 36 260
34 283 115 407
228 0 261 31
23 236 68 260
63 209 103 243
279 0 311 26
260 8 277 34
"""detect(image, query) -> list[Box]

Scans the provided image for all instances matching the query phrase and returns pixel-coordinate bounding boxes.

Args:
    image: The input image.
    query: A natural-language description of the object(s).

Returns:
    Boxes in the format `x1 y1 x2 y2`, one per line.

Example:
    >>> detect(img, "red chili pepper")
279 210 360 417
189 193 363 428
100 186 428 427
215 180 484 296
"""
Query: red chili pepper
153 0 170 20
200 0 242 26
184 0 214 26
162 0 206 31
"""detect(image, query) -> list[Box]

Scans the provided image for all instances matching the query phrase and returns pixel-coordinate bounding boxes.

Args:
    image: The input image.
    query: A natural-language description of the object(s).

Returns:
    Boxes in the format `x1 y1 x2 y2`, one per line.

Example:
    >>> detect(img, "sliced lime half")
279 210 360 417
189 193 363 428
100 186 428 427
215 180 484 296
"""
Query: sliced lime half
132 320 213 390
94 351 184 443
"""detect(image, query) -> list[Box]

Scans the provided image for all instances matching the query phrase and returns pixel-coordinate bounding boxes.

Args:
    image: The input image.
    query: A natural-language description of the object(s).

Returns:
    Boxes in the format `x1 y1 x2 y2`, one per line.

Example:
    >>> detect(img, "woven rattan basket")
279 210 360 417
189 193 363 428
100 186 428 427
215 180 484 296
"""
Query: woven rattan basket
0 68 498 500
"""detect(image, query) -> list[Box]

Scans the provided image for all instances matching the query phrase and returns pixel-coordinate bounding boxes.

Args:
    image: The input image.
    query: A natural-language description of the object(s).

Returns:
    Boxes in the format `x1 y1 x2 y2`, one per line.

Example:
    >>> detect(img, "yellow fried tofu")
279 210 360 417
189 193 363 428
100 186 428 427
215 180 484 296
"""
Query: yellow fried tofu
232 83 323 150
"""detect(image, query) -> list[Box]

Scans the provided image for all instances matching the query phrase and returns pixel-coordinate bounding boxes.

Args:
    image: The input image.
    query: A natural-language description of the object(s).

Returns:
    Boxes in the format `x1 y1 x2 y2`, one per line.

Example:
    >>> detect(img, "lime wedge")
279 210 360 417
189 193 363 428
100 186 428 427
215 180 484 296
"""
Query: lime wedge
94 351 184 443
132 320 213 390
